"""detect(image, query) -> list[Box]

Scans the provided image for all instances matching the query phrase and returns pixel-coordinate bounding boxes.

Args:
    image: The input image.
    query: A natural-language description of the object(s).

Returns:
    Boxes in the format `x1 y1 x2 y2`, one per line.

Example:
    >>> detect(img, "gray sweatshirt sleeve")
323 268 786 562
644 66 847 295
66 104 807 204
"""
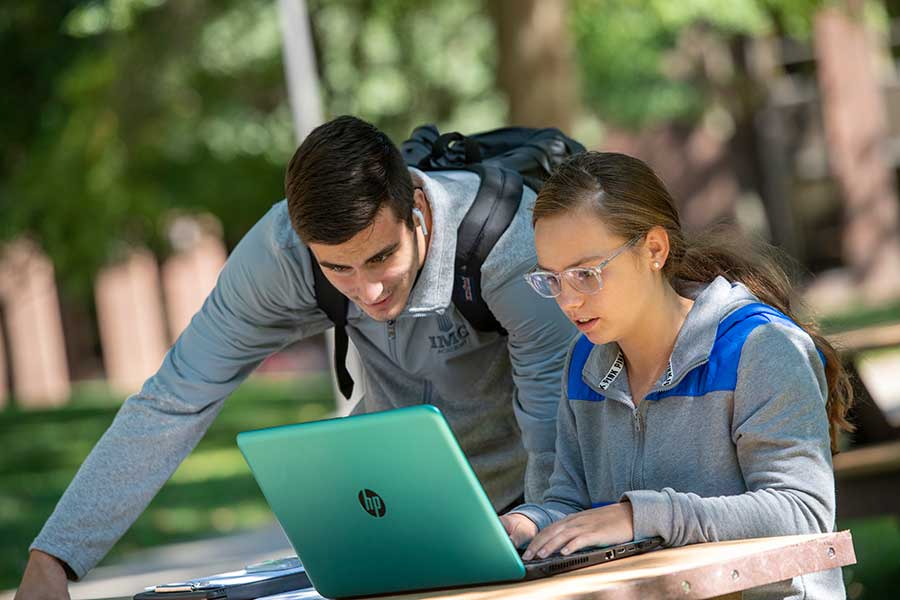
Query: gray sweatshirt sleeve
623 322 836 546
30 205 332 578
474 182 578 503
484 265 578 502
509 351 591 529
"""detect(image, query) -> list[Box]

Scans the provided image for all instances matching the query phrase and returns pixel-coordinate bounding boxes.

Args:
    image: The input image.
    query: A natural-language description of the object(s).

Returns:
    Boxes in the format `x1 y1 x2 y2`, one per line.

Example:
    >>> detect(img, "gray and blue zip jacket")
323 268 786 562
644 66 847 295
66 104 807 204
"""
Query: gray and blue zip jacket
511 277 844 600
31 169 578 578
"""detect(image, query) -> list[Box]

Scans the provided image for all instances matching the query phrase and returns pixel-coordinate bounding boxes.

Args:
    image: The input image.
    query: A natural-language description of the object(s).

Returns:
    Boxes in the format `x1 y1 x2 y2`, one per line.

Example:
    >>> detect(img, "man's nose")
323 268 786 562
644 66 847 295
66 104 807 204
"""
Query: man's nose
354 275 385 304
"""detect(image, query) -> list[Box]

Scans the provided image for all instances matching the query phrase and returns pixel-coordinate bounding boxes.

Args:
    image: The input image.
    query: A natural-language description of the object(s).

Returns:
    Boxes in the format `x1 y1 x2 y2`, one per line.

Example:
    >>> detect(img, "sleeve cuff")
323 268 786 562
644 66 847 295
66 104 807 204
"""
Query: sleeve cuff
507 503 555 531
621 489 673 543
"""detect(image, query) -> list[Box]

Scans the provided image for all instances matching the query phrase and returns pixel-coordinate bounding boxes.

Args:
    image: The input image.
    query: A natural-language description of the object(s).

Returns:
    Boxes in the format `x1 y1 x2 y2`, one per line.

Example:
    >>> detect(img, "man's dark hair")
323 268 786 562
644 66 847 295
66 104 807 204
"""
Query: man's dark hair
285 115 415 244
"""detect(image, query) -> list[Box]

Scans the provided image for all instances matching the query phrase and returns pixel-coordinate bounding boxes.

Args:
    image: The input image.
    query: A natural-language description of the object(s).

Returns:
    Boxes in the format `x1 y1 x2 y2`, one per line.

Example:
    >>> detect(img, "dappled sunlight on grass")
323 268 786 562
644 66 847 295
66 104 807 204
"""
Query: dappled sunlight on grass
0 374 333 589
148 501 275 536
169 448 251 484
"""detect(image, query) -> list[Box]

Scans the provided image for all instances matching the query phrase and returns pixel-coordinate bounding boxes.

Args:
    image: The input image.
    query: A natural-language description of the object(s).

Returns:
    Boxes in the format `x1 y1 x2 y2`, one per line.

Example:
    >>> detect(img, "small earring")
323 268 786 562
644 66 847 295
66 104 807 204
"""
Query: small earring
653 261 660 270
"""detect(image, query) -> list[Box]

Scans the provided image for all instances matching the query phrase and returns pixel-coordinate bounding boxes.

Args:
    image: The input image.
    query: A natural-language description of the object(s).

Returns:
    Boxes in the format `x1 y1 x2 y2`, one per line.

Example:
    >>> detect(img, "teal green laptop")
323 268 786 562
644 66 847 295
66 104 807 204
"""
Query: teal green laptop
237 405 661 598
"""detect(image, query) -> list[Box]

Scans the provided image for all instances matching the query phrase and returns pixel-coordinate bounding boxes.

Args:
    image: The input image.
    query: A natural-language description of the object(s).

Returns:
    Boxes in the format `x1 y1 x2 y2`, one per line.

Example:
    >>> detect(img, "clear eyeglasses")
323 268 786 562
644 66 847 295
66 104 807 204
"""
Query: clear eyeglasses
524 236 641 298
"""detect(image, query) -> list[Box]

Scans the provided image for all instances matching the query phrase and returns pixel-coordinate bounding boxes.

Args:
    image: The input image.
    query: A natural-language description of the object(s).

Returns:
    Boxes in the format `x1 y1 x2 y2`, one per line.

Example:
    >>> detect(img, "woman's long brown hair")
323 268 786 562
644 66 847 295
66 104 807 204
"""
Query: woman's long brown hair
533 151 853 453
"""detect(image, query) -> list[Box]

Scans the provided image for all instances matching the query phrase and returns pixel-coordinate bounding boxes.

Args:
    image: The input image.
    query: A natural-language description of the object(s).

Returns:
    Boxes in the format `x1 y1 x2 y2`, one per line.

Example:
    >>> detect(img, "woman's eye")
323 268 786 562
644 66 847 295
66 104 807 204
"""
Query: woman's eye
571 269 592 282
372 253 390 263
329 265 350 274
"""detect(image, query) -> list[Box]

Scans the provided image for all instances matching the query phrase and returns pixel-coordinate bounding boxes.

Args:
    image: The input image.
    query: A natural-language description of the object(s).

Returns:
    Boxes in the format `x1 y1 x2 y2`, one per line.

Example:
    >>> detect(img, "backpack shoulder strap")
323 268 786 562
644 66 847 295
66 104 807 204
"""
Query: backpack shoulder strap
453 165 523 334
309 249 354 398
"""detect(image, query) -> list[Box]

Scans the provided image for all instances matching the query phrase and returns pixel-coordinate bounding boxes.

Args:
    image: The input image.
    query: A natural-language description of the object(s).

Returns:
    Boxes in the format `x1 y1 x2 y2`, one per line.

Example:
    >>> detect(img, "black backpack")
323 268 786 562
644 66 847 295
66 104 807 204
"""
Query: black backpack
311 125 585 398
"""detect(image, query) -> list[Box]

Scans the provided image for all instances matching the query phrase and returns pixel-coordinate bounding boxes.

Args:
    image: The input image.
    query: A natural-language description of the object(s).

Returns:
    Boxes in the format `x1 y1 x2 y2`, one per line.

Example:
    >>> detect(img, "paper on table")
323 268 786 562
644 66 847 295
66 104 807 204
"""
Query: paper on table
147 557 306 592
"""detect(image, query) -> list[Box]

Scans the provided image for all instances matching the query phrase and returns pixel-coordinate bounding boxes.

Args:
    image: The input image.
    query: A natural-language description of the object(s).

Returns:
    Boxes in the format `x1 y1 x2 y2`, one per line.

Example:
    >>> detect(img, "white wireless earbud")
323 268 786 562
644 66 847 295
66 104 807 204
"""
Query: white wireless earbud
412 207 429 237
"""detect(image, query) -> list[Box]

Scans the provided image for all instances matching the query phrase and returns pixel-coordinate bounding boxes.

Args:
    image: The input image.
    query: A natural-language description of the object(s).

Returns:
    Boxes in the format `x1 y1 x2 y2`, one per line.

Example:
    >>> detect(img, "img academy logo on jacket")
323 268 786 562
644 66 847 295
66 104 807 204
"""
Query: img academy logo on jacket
429 313 470 354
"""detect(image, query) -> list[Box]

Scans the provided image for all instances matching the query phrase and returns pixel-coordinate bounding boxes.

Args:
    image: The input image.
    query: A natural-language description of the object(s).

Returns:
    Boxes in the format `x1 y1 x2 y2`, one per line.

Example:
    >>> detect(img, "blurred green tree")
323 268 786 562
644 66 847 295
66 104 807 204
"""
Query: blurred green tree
570 0 823 129
307 0 505 141
1 0 510 296
0 0 838 297
1 0 293 297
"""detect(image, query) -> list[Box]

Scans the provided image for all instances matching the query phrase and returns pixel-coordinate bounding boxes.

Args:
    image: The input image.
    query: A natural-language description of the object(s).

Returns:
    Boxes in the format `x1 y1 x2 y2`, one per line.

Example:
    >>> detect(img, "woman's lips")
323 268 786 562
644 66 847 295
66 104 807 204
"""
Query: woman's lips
573 316 599 333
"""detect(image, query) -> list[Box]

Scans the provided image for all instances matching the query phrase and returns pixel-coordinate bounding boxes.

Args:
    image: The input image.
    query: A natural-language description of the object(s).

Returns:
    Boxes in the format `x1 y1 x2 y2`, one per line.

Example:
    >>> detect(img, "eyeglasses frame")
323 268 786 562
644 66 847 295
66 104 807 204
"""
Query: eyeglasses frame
524 236 643 298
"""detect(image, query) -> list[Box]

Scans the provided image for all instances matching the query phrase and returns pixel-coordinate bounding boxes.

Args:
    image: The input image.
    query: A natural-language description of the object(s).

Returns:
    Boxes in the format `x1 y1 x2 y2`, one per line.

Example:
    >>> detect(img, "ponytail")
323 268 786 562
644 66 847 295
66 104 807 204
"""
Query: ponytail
670 228 854 454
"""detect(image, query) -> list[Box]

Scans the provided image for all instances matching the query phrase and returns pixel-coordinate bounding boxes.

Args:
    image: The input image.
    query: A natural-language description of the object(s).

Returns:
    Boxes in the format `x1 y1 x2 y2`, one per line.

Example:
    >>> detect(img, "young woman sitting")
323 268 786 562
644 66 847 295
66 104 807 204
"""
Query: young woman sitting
500 151 853 600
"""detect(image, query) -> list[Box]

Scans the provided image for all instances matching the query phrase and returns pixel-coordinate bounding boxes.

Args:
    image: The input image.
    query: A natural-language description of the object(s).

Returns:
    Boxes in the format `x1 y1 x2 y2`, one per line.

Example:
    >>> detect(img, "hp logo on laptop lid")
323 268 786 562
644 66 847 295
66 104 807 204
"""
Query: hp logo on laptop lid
358 489 386 517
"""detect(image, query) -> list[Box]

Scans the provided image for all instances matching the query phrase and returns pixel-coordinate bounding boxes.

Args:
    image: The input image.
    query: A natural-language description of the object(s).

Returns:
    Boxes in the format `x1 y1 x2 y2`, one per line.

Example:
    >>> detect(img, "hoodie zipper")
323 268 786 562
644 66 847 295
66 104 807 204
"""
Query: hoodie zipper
630 401 649 490
598 356 708 491
628 359 703 490
386 319 398 362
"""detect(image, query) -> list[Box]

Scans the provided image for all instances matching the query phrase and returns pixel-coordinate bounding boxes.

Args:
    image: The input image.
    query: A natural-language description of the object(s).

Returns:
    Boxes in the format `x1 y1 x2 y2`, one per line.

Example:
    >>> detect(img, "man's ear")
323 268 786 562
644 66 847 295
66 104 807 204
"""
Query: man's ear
411 188 431 236
412 187 427 212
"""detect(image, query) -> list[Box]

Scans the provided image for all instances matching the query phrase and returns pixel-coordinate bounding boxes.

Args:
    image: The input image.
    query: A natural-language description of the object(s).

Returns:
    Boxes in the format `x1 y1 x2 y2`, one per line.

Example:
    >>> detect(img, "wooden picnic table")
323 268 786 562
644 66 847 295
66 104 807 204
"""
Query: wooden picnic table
85 531 855 600
376 531 855 600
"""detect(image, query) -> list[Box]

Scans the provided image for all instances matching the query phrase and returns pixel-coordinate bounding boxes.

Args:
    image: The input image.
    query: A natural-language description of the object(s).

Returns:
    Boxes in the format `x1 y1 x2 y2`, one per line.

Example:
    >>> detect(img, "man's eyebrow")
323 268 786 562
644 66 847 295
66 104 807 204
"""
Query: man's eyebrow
317 243 400 270
536 253 607 271
317 259 349 270
365 242 399 263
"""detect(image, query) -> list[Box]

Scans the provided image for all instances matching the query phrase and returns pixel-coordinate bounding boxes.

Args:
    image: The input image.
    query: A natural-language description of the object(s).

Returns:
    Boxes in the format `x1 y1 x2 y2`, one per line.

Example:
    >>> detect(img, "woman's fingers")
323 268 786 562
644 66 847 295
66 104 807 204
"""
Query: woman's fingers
521 505 634 559
500 513 537 548
523 522 581 560
560 532 602 555
499 514 516 536
509 521 535 548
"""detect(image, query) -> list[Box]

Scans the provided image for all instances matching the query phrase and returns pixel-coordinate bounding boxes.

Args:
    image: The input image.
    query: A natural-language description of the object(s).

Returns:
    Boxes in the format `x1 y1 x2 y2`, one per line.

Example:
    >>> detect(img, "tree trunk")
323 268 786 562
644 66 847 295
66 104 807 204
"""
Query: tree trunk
0 239 71 407
488 0 579 131
814 2 900 302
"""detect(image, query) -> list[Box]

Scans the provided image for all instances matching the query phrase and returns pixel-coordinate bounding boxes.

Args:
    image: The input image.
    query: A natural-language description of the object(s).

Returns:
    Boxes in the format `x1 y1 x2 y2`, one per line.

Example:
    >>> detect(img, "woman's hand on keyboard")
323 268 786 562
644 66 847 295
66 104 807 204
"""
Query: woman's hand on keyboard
522 502 634 560
499 513 538 549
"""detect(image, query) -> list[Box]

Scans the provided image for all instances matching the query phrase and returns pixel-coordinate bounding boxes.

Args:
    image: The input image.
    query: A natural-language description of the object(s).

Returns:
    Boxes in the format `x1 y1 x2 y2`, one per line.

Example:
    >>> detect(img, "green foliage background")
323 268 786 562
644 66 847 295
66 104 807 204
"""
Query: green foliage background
0 0 836 296
0 0 507 297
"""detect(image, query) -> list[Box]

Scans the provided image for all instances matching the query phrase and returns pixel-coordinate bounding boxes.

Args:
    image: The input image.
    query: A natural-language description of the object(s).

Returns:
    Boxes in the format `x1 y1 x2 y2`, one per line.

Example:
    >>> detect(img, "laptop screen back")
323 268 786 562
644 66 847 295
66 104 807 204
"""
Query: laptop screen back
237 405 525 598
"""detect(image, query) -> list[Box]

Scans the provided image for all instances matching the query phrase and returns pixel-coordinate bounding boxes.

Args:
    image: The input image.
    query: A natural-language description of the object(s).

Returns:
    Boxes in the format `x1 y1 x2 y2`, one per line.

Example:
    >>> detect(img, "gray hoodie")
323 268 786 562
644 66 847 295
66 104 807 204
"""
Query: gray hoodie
32 169 578 578
512 277 844 600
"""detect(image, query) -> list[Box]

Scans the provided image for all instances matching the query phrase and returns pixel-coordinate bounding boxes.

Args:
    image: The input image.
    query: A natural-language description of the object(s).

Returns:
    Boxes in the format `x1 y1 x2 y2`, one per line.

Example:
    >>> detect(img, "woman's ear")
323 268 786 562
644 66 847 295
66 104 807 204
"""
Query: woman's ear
644 226 670 271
